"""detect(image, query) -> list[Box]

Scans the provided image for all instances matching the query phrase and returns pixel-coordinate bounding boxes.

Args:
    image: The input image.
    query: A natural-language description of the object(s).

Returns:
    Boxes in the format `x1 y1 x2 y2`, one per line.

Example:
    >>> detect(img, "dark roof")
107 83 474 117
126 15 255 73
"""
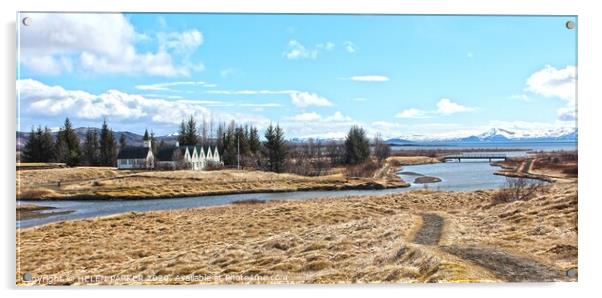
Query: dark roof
156 146 179 161
117 147 150 159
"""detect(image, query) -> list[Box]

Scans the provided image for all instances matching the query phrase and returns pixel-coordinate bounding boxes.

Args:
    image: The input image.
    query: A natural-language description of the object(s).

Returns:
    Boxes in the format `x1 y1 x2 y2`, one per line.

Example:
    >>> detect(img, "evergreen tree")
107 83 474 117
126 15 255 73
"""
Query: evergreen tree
177 116 199 145
178 120 187 145
39 126 55 162
22 127 39 162
158 140 167 150
82 128 100 165
99 119 117 166
119 133 127 148
56 118 81 166
344 125 370 165
249 126 261 154
222 121 238 165
263 123 287 173
216 122 225 153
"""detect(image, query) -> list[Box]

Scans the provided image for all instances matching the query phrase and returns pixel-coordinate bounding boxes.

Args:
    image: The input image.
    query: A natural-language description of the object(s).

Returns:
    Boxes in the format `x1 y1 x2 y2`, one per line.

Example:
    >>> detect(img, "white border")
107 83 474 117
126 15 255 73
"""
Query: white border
2 1 601 297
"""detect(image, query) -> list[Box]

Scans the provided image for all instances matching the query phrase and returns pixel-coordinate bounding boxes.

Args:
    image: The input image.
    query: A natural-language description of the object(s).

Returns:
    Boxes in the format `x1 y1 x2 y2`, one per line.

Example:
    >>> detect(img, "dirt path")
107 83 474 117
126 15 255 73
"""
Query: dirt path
410 212 569 282
412 213 444 245
442 245 567 282
521 158 534 174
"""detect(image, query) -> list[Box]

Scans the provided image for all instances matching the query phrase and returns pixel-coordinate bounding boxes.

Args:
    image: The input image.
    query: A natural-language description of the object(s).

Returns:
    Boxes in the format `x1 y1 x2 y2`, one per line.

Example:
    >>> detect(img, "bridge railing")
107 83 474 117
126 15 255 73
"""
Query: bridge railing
442 153 507 159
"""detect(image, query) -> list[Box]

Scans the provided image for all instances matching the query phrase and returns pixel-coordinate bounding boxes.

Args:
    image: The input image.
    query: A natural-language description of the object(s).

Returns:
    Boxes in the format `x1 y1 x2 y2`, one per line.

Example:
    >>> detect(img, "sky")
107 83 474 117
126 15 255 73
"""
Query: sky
16 13 577 139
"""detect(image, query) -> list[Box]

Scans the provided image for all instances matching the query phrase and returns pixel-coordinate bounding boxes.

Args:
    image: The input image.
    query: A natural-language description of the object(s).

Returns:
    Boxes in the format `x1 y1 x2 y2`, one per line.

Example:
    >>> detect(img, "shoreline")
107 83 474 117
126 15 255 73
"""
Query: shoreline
491 156 576 183
16 182 577 285
16 180 411 202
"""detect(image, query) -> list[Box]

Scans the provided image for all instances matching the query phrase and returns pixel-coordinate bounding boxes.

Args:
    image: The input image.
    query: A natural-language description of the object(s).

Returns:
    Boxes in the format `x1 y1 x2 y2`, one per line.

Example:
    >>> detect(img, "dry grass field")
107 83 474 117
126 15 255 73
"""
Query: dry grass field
16 167 409 200
16 181 577 285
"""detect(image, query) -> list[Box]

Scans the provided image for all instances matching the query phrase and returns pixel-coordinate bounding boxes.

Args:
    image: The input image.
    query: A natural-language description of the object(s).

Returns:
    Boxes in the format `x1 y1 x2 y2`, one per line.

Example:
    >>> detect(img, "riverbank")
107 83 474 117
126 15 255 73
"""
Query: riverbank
16 181 577 285
493 152 577 183
17 164 411 201
16 204 73 220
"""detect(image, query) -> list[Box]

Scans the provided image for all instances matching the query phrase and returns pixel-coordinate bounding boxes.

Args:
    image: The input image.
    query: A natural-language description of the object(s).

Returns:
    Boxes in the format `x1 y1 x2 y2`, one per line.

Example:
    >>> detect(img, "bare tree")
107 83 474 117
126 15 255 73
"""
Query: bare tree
491 177 545 205
373 133 391 164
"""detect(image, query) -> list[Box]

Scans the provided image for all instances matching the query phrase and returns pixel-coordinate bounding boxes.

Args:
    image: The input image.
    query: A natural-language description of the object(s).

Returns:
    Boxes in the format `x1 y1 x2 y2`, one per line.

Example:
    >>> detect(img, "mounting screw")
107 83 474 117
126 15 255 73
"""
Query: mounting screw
566 268 577 278
22 272 32 281
22 17 32 26
565 20 575 30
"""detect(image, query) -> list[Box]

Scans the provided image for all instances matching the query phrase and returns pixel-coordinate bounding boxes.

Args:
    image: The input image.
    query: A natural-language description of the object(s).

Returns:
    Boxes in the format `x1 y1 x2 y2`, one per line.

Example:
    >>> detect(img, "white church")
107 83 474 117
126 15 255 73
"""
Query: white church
156 142 221 170
117 139 221 170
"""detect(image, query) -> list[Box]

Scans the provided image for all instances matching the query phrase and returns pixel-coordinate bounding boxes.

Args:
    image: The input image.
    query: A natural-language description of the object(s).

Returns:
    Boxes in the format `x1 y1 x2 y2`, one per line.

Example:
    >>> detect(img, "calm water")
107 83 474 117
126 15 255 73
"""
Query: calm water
18 143 574 228
399 161 512 191
17 188 412 229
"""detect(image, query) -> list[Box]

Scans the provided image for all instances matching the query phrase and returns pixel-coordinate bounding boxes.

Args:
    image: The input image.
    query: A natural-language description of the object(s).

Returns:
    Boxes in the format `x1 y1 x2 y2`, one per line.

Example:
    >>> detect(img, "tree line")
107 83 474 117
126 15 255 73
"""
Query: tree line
22 116 391 175
22 118 119 167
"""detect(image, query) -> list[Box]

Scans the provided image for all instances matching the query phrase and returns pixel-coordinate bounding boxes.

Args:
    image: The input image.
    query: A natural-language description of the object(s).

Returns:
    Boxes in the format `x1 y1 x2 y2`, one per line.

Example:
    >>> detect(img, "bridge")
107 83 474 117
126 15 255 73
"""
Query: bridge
442 153 507 162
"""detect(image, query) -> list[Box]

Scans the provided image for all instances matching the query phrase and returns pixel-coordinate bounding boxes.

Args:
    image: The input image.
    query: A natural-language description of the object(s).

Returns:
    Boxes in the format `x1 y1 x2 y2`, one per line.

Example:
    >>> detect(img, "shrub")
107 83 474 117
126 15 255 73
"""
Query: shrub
491 177 544 205
346 159 380 178
205 161 224 171
562 166 578 176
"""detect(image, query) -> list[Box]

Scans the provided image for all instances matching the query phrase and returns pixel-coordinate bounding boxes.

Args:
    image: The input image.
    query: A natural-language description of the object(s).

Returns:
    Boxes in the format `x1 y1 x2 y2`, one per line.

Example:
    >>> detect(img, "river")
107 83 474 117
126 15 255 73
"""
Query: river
17 142 575 228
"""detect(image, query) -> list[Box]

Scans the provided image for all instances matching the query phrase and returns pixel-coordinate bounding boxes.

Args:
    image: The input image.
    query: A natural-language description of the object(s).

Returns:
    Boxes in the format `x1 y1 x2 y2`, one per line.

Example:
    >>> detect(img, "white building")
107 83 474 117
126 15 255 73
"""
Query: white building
155 142 221 170
116 139 154 169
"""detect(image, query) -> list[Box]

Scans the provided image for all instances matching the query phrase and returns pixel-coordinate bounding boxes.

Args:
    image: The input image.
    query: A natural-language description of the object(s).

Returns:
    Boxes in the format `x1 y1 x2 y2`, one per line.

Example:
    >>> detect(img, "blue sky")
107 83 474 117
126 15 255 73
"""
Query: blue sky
17 13 577 139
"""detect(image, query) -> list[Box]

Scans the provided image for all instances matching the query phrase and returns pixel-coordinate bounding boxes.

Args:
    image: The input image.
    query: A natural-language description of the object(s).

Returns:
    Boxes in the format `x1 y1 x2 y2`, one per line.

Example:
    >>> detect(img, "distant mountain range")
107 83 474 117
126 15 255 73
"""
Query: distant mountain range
386 127 577 145
15 128 179 150
15 126 578 150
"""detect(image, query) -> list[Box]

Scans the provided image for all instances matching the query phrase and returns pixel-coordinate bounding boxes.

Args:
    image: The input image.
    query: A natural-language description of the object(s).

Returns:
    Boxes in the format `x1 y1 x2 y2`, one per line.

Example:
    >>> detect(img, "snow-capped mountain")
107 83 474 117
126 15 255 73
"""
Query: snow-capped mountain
387 127 577 144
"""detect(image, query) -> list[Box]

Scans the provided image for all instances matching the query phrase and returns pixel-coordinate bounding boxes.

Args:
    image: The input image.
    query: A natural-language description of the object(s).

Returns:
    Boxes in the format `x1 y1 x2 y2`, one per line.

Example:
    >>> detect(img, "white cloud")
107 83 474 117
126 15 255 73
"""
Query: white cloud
344 41 356 53
317 42 336 51
283 40 318 60
206 89 298 95
17 79 216 126
508 94 530 102
290 92 333 108
525 65 576 121
287 111 352 123
281 112 354 139
395 98 475 118
239 103 282 108
135 81 215 91
435 98 475 115
220 68 241 78
342 75 390 82
157 30 203 55
526 65 576 102
288 112 322 122
19 13 203 76
283 40 340 60
352 97 368 102
557 107 577 121
395 108 430 119
324 111 352 122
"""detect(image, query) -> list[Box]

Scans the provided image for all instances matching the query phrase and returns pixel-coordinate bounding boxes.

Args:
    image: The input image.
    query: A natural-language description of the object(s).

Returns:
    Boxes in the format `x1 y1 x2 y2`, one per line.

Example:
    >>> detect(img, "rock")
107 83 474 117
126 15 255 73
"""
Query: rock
414 176 442 184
